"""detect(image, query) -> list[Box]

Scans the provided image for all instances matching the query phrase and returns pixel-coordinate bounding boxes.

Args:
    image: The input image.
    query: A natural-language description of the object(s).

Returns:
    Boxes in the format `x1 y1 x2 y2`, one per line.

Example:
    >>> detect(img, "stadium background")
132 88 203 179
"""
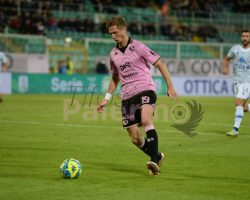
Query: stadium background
1 1 250 200
1 0 249 96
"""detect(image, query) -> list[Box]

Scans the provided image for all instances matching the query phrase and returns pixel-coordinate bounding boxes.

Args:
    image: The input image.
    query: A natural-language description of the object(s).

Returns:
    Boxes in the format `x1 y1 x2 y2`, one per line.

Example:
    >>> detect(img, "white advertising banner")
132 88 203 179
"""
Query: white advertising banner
0 72 11 94
172 76 234 96
5 53 49 73
151 59 234 77
96 56 234 77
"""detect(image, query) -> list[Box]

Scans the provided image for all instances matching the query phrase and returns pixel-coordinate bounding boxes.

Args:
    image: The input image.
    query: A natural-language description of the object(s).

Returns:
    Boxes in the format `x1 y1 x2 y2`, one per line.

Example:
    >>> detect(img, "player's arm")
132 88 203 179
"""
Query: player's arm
97 74 120 112
107 74 120 94
154 59 177 99
222 56 231 75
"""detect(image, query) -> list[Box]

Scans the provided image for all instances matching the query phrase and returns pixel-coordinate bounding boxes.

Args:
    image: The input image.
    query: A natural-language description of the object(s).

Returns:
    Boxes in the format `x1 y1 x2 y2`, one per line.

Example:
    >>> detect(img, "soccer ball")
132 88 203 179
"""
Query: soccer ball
60 158 82 179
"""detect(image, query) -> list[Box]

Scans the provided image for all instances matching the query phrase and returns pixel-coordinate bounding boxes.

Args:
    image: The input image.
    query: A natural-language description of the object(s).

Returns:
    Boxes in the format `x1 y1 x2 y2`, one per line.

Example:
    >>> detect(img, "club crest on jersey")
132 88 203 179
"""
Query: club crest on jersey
129 46 135 52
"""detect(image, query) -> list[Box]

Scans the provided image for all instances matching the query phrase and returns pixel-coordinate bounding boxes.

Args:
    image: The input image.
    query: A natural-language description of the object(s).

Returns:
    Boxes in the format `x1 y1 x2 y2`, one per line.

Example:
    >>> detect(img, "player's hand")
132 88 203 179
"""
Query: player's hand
96 99 108 112
167 87 178 100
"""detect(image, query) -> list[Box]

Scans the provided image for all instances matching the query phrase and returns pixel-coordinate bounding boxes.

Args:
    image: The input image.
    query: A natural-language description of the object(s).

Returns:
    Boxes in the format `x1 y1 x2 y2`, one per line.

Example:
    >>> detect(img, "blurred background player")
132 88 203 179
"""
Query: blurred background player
223 30 250 136
96 16 177 175
66 56 74 75
0 51 9 102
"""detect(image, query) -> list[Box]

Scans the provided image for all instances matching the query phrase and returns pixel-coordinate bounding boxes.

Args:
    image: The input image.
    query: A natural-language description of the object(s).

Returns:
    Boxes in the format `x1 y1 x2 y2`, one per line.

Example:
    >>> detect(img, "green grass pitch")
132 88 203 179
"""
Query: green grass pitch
0 94 250 200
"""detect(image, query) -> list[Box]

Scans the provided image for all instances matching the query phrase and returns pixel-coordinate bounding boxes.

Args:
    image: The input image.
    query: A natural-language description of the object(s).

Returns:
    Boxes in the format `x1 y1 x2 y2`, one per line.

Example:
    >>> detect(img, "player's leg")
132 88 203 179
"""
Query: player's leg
228 83 250 136
141 104 158 163
126 125 144 148
122 97 151 156
122 92 158 157
140 104 164 163
233 98 245 131
126 124 156 158
141 104 164 175
126 125 163 175
227 98 244 136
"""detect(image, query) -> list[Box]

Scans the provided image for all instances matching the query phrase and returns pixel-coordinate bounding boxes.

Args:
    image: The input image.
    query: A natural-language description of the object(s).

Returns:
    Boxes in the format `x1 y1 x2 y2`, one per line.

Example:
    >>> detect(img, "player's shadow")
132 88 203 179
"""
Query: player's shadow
210 129 239 137
87 161 148 176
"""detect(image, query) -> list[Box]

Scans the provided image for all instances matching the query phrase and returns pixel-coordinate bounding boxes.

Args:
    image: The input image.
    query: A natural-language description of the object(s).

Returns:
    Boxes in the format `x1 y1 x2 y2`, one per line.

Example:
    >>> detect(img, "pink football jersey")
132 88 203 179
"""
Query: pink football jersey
110 39 160 100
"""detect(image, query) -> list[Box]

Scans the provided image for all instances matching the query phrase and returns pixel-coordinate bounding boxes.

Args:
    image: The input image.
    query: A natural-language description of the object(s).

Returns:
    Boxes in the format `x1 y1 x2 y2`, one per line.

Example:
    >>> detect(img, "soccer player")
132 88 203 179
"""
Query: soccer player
96 16 177 175
223 30 250 136
0 51 9 102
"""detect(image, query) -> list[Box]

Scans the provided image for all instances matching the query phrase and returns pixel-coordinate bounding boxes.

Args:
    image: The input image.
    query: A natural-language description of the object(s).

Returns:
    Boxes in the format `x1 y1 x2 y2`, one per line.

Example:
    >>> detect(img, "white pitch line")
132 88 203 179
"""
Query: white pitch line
0 119 250 138
0 120 121 130
193 121 248 128
154 121 248 128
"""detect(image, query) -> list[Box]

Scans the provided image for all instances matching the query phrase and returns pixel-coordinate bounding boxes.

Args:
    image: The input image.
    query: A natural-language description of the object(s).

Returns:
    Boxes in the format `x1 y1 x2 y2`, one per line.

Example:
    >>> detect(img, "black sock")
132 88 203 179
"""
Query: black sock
140 138 150 156
145 129 158 163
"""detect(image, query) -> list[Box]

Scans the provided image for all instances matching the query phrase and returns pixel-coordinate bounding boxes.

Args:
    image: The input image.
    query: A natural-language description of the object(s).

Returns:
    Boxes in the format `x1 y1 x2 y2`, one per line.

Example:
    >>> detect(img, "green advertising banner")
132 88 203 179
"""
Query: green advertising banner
12 73 166 94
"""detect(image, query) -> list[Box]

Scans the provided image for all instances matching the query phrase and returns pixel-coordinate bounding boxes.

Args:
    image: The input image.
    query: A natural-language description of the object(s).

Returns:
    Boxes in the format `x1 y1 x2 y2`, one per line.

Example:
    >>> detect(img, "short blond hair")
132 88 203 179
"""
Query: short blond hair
106 16 127 29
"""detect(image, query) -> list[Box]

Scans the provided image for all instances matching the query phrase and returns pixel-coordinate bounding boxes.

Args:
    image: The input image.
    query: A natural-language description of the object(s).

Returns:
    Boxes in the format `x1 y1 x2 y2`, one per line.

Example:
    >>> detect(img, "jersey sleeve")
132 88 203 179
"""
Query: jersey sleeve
137 44 160 64
110 58 118 75
227 46 235 59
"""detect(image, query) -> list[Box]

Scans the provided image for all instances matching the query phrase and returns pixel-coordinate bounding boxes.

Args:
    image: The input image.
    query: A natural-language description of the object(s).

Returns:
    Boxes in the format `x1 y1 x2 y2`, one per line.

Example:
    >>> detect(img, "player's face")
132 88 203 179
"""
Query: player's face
241 32 250 47
108 25 126 44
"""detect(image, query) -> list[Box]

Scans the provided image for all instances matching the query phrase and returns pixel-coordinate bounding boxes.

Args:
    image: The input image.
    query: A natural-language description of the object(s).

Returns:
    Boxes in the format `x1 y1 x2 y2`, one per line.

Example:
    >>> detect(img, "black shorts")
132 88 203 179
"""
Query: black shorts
121 90 157 128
